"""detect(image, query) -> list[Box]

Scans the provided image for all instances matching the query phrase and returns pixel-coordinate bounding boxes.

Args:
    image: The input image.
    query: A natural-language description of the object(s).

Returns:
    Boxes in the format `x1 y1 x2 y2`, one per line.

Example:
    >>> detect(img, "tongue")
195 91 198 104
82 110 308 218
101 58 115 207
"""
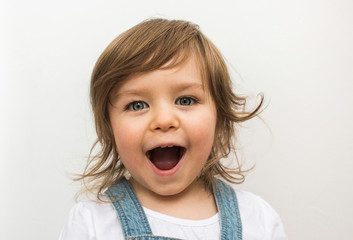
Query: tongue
151 147 180 170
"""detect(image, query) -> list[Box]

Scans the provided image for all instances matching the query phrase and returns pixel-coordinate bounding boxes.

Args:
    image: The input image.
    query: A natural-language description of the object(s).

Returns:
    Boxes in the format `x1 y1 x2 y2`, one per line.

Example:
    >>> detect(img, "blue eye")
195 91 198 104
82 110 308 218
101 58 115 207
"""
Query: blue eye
176 97 196 106
128 101 149 111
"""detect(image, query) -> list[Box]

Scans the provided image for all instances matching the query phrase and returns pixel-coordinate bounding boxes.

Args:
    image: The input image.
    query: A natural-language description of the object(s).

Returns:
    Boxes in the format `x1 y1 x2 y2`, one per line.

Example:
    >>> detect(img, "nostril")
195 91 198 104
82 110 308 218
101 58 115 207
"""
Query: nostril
155 125 176 131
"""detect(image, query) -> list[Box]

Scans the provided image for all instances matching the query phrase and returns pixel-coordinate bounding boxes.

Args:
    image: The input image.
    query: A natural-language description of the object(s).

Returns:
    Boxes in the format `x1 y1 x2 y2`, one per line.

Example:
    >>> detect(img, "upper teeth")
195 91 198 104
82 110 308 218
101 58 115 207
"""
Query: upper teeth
161 145 174 148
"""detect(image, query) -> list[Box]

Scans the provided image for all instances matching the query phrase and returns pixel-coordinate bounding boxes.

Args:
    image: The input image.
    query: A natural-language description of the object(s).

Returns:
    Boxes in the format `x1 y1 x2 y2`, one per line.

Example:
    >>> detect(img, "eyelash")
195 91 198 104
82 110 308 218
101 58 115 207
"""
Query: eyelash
124 96 198 111
125 101 149 111
176 96 198 106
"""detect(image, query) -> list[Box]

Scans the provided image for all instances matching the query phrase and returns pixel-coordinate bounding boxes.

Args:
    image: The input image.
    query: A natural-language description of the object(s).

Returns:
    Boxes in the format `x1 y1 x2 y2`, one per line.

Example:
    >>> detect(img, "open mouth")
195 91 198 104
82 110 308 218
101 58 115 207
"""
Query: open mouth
146 146 186 171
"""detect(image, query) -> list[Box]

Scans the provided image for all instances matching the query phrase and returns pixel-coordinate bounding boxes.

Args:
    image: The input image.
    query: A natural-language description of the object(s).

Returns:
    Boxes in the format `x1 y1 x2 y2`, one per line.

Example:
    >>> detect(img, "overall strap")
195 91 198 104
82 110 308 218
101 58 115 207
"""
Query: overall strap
213 179 242 240
105 178 153 239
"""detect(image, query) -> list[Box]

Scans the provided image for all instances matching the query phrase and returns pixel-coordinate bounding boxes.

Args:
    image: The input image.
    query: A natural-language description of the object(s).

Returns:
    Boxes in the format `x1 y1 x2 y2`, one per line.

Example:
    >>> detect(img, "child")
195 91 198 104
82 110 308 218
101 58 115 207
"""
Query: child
60 18 287 240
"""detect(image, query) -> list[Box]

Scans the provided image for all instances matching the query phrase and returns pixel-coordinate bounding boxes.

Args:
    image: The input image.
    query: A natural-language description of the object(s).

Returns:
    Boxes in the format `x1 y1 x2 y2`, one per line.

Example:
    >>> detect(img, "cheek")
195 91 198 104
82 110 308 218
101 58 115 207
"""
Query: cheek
195 124 216 152
111 120 141 161
188 112 217 155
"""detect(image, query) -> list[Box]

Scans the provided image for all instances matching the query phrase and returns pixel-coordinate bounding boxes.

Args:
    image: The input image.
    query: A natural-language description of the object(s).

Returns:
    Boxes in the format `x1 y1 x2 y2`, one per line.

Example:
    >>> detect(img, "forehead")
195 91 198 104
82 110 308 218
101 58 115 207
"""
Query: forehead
114 55 207 95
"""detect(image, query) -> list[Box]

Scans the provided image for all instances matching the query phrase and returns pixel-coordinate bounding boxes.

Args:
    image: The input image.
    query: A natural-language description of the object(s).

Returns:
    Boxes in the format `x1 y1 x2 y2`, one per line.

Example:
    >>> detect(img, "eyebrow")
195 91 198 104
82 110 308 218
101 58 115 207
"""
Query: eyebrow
115 82 204 98
173 82 204 91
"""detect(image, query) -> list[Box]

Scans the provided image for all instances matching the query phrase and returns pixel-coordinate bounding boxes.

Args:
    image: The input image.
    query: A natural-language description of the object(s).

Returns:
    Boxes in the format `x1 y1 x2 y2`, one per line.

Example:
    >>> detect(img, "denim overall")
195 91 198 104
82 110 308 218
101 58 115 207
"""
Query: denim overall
106 178 242 240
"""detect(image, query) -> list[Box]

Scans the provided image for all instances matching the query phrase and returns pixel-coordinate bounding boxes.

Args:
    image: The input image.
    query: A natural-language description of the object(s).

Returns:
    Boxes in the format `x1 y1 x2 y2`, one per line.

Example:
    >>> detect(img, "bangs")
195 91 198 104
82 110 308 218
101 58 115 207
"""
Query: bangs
138 40 202 72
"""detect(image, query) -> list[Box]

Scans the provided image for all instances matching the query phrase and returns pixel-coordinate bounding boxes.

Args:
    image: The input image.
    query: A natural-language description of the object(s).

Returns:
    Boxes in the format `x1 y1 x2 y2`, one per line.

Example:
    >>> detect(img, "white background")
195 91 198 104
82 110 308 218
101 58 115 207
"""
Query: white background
1 0 353 239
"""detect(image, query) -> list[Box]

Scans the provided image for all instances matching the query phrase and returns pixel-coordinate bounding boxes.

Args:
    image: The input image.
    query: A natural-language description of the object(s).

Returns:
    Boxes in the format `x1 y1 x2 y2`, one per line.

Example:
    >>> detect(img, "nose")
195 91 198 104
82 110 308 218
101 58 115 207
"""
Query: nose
149 104 180 132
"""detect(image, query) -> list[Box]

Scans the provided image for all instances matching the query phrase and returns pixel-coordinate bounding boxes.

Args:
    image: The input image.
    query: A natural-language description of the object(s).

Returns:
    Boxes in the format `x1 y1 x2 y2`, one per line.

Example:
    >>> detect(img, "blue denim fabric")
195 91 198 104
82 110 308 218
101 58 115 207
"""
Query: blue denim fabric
106 178 242 240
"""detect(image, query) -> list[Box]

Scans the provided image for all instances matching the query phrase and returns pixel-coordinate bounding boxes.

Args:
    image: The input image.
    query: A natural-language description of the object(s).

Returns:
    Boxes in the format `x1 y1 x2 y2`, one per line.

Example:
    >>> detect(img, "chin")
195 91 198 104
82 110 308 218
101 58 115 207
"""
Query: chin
149 180 195 198
155 188 183 197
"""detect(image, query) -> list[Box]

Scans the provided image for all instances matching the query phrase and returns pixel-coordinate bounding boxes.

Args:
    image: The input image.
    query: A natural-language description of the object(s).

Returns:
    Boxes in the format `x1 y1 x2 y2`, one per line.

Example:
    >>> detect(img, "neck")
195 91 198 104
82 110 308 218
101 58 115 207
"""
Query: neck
130 178 218 220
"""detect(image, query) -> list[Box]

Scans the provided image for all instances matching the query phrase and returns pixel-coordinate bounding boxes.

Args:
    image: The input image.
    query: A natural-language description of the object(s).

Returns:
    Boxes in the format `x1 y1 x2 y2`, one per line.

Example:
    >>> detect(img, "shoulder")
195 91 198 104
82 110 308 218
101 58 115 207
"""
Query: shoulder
234 189 287 240
235 189 279 219
59 200 123 240
64 200 117 222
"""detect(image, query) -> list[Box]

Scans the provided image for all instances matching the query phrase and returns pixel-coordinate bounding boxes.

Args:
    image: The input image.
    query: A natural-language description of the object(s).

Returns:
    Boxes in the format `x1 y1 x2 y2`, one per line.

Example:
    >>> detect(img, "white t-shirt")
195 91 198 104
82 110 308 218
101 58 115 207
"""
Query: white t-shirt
59 190 287 240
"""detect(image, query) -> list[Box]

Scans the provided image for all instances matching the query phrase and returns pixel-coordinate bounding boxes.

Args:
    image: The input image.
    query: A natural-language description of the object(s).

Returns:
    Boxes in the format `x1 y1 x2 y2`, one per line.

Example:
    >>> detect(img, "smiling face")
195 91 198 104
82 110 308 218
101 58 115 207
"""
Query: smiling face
108 56 217 198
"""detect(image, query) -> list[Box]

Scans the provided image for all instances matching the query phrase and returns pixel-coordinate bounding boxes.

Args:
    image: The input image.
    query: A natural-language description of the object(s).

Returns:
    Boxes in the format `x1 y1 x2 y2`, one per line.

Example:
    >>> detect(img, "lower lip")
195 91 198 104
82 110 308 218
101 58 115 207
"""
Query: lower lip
147 151 185 177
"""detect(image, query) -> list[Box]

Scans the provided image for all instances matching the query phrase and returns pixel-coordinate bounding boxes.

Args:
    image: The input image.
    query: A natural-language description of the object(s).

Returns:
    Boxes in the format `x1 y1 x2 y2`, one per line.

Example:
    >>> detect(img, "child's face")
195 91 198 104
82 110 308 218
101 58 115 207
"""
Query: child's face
108 56 217 197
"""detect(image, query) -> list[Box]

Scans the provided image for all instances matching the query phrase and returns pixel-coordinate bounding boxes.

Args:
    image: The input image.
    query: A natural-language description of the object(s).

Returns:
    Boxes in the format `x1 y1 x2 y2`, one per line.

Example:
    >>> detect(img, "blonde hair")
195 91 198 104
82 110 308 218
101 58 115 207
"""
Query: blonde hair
76 18 263 200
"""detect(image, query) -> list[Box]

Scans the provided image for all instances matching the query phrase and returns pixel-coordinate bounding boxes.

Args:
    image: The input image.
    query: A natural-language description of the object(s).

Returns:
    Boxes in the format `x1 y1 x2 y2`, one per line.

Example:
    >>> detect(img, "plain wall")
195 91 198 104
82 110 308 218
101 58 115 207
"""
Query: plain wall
1 0 352 239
